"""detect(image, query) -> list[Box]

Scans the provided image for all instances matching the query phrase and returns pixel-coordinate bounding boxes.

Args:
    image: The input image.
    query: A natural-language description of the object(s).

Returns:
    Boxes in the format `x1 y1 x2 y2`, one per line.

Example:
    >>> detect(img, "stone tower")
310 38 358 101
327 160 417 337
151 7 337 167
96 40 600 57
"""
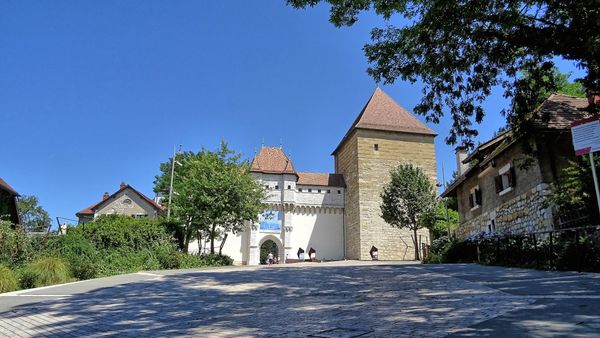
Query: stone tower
333 88 437 260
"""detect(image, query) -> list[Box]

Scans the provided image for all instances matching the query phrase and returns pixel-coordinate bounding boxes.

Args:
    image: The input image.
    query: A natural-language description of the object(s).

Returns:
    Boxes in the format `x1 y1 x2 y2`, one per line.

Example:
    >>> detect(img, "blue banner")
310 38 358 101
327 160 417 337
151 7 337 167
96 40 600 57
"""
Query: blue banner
259 210 281 232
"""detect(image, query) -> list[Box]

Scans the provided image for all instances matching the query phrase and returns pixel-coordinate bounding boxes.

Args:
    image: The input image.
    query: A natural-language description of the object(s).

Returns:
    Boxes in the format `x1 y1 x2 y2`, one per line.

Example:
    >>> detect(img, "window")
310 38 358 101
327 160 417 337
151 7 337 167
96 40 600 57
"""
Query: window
275 185 279 190
298 188 303 192
308 189 312 193
468 186 482 210
374 144 379 151
337 190 341 194
327 189 331 193
318 189 321 193
265 185 269 189
287 185 291 190
488 220 496 233
495 164 516 195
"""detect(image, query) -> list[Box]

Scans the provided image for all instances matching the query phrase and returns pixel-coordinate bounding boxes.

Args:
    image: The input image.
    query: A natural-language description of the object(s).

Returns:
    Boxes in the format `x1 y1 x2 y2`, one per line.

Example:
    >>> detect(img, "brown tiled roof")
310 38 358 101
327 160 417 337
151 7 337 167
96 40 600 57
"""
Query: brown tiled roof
532 93 589 130
333 88 437 154
0 177 18 196
441 93 590 198
76 184 162 217
297 172 345 187
250 147 297 175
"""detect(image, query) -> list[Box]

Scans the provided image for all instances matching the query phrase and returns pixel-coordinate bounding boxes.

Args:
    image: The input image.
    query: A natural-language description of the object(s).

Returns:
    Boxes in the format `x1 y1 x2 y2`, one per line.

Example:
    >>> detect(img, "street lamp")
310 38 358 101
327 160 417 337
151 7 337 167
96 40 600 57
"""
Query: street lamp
167 144 182 219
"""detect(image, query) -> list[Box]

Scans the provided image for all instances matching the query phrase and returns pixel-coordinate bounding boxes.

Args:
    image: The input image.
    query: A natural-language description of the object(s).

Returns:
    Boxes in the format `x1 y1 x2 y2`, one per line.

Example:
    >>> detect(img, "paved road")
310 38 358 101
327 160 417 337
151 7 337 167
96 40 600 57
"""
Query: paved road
1 261 599 337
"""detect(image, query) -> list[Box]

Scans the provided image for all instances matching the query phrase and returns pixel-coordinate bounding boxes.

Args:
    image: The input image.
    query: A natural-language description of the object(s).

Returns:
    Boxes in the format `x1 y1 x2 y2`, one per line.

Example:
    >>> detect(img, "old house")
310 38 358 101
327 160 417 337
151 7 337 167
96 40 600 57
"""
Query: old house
76 182 163 223
0 177 20 225
441 93 590 238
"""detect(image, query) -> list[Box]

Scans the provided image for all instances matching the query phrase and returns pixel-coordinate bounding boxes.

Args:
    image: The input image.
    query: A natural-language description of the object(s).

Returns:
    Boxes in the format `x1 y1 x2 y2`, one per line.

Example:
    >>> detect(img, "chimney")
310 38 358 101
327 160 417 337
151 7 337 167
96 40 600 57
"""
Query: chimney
103 192 110 200
120 182 127 189
455 146 469 176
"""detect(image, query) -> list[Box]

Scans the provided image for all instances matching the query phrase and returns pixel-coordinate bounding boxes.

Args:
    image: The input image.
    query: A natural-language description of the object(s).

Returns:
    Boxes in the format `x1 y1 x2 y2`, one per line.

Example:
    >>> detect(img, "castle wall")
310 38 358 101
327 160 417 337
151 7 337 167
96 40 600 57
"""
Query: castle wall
350 129 437 260
334 132 361 259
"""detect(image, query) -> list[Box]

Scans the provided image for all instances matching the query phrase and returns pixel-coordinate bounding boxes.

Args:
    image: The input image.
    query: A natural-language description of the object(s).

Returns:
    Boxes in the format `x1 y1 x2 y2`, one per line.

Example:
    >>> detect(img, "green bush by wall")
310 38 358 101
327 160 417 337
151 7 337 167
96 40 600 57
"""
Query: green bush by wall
0 264 18 293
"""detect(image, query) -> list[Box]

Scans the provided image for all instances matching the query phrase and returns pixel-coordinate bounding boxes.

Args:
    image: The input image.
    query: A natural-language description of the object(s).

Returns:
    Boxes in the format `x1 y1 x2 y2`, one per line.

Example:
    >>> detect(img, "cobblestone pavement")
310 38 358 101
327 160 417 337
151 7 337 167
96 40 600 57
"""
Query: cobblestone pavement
1 261 599 337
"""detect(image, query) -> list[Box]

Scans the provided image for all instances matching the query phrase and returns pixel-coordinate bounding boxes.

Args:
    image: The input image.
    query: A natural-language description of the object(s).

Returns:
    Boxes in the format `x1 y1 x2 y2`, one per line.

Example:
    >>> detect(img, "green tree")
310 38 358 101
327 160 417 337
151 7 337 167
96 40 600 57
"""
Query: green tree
287 0 599 146
18 195 51 233
420 201 459 240
154 141 266 253
380 163 437 260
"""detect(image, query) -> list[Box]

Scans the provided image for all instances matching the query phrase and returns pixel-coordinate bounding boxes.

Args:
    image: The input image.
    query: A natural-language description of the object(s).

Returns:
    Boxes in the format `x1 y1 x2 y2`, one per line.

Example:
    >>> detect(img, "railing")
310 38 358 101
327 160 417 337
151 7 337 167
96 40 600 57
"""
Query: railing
458 225 600 272
555 205 590 229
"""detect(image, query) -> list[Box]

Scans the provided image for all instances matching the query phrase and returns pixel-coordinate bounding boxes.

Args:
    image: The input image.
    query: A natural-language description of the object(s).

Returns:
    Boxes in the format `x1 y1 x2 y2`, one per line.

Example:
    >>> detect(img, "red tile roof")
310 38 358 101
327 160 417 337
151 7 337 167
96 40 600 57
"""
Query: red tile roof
297 172 345 187
250 147 297 175
333 88 437 154
76 184 162 217
0 177 18 196
533 93 590 130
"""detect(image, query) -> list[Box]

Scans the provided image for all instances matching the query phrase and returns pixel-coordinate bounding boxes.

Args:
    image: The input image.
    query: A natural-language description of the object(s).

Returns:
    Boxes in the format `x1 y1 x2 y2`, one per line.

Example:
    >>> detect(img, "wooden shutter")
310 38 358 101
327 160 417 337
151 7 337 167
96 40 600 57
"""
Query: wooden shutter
494 175 503 193
475 189 482 205
508 167 516 187
469 193 474 208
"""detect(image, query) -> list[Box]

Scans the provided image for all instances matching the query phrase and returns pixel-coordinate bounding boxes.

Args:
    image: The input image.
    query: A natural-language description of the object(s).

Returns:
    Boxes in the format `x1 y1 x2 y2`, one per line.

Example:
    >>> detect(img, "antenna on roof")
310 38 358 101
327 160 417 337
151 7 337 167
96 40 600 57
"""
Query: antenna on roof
261 138 265 148
279 138 283 149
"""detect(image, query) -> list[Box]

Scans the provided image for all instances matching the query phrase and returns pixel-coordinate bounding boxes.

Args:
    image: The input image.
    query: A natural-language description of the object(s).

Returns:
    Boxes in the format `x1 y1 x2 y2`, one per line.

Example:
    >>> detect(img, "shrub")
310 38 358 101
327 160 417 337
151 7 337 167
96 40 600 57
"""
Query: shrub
0 264 18 293
69 215 175 251
0 221 33 267
22 257 69 288
173 253 234 269
46 233 99 280
156 244 180 269
96 249 161 276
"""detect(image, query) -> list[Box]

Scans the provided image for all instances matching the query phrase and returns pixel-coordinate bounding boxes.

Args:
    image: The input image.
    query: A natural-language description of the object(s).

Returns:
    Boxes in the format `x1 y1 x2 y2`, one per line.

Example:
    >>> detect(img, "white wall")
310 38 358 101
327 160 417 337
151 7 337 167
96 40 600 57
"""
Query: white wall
289 206 344 261
188 231 247 265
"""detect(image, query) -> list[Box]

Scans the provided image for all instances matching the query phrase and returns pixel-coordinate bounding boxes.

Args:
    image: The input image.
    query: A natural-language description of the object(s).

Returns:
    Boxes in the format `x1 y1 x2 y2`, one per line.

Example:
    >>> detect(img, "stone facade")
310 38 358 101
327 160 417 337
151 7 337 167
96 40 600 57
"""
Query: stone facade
336 129 437 260
457 183 554 238
76 183 162 224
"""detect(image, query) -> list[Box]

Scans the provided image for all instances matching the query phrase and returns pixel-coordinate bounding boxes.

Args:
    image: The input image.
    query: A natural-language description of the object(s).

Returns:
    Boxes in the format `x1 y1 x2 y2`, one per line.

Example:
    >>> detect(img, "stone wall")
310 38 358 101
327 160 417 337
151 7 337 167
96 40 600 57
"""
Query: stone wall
457 183 554 238
336 129 437 260
334 132 361 259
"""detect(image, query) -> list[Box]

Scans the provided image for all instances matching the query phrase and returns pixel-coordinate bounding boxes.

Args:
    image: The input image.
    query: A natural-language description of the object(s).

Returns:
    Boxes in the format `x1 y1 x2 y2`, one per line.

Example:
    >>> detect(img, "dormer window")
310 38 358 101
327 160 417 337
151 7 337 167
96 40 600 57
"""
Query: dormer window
469 186 481 210
495 164 516 196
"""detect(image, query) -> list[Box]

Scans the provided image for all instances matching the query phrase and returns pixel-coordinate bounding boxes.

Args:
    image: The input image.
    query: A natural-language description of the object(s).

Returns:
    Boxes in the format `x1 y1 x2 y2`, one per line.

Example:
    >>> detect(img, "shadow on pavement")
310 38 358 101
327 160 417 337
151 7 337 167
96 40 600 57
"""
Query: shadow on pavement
1 263 599 337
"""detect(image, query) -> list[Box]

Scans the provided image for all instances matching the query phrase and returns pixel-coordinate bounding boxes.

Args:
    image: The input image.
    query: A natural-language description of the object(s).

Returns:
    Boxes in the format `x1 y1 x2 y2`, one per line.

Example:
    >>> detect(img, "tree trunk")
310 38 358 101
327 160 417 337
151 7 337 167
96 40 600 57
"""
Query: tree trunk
219 233 228 256
210 224 216 254
413 228 420 261
197 230 202 255
183 229 191 253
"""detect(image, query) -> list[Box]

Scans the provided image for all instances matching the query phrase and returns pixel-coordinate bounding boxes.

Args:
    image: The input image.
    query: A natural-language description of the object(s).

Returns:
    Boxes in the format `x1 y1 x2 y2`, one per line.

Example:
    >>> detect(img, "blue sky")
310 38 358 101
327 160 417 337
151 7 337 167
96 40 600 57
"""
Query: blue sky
0 1 584 225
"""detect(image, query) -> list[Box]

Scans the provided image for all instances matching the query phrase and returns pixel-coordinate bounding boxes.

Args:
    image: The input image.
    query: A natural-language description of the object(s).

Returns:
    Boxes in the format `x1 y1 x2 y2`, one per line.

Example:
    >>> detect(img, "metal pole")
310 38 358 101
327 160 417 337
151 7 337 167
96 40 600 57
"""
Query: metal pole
167 145 177 219
442 161 451 237
589 152 600 216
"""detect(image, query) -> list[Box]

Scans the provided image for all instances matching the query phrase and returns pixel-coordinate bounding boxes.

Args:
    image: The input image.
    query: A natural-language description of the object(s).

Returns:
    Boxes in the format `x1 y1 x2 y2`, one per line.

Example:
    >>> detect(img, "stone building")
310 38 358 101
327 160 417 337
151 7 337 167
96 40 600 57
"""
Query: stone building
207 88 438 264
441 94 590 238
76 182 163 223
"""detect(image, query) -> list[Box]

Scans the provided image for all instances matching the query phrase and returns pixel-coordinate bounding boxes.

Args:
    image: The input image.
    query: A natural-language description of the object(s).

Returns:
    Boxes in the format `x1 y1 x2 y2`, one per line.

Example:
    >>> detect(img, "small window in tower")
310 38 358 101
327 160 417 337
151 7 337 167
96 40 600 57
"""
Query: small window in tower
374 144 379 151
287 185 291 190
